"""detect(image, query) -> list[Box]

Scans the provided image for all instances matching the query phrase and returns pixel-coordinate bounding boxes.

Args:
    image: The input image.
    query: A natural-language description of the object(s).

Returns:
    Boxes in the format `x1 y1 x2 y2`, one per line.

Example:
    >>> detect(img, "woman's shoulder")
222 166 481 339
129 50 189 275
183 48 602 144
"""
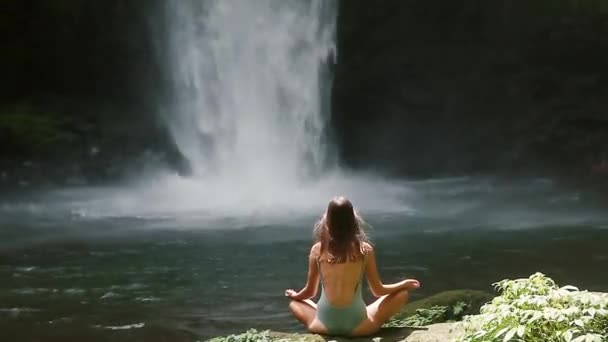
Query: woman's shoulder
309 242 321 258
361 242 374 254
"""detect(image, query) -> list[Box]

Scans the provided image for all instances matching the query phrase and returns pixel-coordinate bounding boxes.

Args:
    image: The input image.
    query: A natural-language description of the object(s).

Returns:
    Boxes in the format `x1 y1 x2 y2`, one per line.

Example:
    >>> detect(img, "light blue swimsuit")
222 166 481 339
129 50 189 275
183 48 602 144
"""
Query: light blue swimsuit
316 258 367 335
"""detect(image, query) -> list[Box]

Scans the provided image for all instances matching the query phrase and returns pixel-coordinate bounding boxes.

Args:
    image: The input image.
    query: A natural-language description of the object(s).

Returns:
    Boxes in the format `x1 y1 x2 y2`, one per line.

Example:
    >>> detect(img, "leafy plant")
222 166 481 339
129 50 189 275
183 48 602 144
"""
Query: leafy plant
391 289 494 320
207 329 274 342
457 273 608 342
206 329 321 342
385 305 449 327
0 106 77 155
385 301 469 327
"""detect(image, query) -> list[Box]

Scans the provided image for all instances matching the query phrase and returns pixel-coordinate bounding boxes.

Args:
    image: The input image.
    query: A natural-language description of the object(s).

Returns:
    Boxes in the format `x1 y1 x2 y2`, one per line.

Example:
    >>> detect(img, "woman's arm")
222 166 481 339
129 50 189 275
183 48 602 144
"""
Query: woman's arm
285 244 320 301
365 246 420 297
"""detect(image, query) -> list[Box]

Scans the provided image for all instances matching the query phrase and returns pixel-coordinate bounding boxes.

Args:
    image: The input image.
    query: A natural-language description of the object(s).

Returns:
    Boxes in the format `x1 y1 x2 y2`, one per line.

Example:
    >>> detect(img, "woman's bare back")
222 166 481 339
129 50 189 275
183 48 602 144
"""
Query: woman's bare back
317 256 365 306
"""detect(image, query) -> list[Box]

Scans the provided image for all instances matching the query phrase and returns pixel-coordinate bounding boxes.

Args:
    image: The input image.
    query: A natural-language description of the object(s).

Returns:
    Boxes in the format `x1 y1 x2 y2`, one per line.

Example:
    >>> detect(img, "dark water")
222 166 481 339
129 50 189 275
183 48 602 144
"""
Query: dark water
1 178 607 341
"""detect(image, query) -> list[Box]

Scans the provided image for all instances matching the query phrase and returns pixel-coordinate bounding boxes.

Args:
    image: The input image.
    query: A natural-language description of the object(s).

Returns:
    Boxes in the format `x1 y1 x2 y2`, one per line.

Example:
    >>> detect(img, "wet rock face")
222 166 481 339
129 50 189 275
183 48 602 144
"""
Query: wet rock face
0 0 164 105
332 0 608 177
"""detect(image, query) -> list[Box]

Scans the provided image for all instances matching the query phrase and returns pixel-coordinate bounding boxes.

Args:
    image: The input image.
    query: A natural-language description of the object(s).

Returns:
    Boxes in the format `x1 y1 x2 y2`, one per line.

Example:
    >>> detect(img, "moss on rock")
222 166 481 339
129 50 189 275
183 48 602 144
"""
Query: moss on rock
206 325 464 342
391 289 494 323
206 329 324 342
0 105 76 156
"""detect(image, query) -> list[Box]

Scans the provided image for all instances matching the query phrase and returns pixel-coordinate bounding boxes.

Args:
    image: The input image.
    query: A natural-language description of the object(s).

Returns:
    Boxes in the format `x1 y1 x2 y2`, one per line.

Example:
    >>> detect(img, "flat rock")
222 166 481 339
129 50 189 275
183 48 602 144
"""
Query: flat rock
401 323 462 342
264 323 462 342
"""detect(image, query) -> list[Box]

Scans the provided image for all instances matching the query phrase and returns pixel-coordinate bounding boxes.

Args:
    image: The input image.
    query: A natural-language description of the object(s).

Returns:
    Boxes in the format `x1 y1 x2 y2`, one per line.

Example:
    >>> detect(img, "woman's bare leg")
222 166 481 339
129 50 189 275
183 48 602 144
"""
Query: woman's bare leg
288 299 327 334
350 289 410 336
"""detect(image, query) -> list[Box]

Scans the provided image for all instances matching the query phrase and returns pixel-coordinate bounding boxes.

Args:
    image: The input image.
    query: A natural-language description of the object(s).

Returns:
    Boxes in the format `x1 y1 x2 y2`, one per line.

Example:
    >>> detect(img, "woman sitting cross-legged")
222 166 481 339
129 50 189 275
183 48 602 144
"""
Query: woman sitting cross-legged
285 196 420 337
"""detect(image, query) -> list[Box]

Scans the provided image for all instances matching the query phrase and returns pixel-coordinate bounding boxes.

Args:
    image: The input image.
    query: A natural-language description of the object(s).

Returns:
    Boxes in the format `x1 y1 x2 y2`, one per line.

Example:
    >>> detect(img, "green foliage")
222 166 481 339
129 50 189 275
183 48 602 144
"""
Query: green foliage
385 305 448 327
567 0 608 14
383 289 493 330
395 290 494 320
0 105 77 155
206 329 274 342
206 329 322 342
385 301 469 328
457 273 608 342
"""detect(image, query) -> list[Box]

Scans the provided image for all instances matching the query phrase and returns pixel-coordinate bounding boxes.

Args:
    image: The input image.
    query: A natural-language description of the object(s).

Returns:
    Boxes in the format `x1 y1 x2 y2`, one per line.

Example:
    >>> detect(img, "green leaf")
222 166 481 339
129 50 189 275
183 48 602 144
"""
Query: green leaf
452 301 468 317
503 327 517 342
564 330 573 342
528 311 543 323
561 285 579 292
584 335 598 342
516 325 525 338
494 327 510 338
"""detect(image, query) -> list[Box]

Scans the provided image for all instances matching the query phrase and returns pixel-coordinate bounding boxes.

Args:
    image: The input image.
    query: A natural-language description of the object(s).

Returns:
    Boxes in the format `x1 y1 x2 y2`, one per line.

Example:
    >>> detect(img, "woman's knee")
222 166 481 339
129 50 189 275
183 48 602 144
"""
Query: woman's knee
393 289 409 302
307 319 327 335
288 300 299 311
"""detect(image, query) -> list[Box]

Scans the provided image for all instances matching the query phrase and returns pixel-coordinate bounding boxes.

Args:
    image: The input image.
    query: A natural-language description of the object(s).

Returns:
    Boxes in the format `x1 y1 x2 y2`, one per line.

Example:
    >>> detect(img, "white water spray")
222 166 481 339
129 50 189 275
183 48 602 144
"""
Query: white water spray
163 0 336 186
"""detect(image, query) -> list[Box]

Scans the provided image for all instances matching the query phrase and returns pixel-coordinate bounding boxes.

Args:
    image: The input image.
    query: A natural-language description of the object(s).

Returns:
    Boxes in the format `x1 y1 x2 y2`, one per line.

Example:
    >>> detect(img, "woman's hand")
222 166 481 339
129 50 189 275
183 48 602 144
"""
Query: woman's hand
284 289 298 298
404 279 421 290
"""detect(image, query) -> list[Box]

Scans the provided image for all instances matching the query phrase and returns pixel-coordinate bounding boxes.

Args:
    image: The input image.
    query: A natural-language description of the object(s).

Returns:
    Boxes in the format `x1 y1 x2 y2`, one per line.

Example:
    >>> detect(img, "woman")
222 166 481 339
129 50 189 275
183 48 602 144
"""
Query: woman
285 196 420 336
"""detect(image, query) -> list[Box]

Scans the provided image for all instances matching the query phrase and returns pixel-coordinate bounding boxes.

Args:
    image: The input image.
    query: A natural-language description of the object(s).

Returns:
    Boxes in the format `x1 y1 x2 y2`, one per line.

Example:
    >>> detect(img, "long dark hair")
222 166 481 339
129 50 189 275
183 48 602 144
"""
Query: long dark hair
313 196 371 263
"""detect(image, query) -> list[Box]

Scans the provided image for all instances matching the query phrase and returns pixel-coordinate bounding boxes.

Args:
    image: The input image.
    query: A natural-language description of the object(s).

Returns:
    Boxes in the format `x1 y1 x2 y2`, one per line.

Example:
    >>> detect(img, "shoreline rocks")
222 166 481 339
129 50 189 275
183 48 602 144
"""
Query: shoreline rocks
205 323 463 342
205 289 492 342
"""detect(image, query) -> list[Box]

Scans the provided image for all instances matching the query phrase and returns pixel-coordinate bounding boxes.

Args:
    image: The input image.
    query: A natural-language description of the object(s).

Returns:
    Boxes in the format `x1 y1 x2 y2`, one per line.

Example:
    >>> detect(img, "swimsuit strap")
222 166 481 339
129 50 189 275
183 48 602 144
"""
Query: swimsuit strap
361 255 367 280
355 254 367 290
316 257 324 286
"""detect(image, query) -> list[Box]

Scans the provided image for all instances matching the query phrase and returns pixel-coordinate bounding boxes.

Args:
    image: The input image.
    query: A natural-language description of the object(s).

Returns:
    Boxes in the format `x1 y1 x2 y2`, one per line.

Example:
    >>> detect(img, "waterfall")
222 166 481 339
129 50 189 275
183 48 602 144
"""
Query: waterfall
108 0 405 217
162 0 336 186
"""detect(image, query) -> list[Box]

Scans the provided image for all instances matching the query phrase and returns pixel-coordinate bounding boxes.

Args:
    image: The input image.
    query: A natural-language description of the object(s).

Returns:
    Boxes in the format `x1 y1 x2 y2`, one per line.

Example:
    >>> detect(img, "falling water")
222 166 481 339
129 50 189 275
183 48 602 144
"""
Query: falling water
162 0 336 187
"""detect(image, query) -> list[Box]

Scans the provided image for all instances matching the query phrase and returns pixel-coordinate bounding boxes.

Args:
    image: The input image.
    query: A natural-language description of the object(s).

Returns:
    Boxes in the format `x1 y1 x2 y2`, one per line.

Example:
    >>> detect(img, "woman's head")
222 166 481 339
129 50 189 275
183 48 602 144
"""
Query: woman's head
313 196 370 263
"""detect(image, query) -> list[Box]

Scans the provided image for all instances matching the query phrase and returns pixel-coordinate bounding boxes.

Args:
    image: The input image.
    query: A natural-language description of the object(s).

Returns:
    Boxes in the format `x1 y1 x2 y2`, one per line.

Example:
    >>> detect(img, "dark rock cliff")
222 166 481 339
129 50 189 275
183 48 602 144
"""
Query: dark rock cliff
333 0 608 180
